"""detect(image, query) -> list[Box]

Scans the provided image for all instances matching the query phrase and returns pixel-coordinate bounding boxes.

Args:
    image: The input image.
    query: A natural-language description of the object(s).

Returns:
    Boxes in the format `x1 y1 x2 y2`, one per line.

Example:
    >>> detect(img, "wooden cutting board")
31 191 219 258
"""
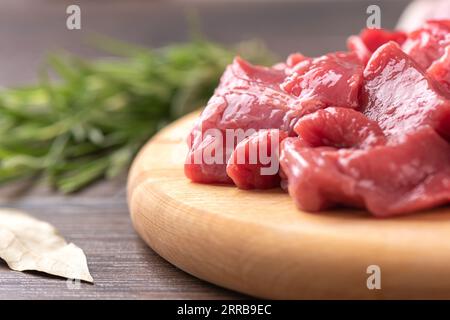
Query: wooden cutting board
127 111 450 299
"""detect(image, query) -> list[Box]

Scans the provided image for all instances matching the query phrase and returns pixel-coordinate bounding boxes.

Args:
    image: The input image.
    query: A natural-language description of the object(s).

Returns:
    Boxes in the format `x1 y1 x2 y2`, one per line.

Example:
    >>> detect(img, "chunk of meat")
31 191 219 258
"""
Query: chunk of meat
359 28 407 53
402 20 450 69
361 41 450 140
294 107 386 149
186 54 363 184
348 28 407 65
185 21 450 218
280 126 450 217
428 45 450 94
281 52 363 110
226 129 288 189
280 107 386 211
185 57 303 184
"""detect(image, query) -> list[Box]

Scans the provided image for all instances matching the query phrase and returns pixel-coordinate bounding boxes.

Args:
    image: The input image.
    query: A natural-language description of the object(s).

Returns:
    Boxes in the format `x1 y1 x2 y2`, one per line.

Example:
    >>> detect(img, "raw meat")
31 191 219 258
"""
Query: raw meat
402 20 450 70
280 126 450 217
281 52 363 110
185 57 302 184
348 28 406 65
293 107 386 149
226 129 288 189
185 53 363 184
185 20 450 217
361 41 450 140
428 45 450 94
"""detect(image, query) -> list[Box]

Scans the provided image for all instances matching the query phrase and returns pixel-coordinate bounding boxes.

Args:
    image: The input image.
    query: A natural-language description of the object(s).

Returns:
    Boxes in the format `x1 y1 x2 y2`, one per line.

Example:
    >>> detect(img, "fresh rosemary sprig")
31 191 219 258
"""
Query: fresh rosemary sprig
0 38 274 193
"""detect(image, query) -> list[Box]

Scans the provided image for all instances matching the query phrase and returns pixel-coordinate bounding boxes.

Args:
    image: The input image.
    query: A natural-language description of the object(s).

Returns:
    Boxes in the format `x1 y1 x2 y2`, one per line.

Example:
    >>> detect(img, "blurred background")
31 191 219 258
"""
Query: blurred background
0 0 412 86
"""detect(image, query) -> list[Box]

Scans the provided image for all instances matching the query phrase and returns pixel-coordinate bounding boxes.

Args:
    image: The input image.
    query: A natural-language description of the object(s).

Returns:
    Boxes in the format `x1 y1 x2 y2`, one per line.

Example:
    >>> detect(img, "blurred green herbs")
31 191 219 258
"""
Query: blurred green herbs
0 37 274 193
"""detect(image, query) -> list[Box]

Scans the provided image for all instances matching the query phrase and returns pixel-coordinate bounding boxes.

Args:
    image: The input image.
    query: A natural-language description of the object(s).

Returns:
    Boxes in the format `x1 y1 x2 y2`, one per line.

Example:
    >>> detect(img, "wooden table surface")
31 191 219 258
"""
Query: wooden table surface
0 0 409 299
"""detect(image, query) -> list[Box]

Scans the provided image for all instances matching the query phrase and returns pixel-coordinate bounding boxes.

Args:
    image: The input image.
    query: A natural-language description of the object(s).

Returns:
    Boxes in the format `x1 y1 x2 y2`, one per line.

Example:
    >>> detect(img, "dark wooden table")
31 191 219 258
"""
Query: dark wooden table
0 0 409 299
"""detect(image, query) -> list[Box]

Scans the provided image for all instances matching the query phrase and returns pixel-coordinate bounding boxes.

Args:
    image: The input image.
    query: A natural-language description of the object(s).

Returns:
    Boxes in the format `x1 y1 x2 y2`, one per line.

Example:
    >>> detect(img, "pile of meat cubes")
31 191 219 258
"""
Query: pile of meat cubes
185 21 450 217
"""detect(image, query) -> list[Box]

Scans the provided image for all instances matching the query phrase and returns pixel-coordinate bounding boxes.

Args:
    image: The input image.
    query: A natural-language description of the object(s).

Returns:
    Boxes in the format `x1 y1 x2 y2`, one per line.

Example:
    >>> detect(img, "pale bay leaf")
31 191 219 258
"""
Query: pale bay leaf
0 208 93 283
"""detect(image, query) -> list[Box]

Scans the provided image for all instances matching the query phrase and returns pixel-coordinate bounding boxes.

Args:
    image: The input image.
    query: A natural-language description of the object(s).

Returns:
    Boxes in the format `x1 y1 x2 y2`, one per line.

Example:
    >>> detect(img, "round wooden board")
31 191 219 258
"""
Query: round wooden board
127 111 450 299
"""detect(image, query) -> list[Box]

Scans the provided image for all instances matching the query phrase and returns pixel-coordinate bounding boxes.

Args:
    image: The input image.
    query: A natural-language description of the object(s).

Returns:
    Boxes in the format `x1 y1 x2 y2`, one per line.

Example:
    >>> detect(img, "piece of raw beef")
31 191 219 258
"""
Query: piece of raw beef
185 57 302 184
185 54 363 184
402 20 450 70
428 45 450 94
281 52 363 110
361 41 450 140
348 28 407 65
293 107 386 149
226 129 288 189
280 108 450 217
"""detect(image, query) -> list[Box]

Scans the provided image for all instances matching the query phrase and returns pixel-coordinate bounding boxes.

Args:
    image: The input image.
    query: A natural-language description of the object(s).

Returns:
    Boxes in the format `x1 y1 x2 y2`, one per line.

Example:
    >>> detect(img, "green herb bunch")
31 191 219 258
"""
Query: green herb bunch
0 38 274 193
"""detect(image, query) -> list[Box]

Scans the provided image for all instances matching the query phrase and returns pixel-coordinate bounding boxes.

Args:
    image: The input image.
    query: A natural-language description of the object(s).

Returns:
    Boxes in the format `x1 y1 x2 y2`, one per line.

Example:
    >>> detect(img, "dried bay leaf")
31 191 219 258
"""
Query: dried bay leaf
0 208 93 283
